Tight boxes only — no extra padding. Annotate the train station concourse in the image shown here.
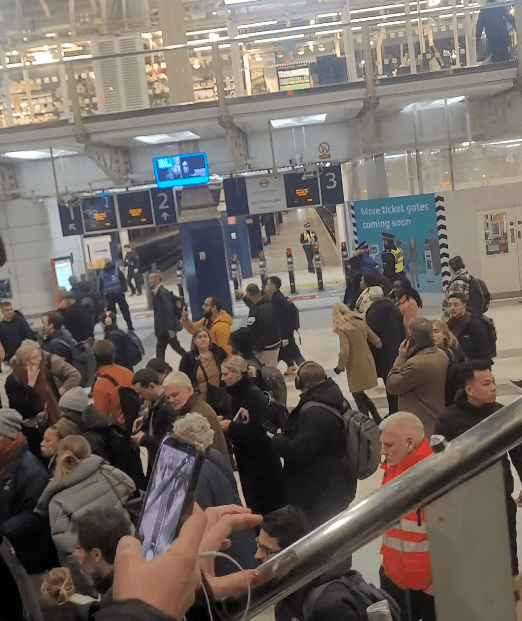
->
[2,0,522,619]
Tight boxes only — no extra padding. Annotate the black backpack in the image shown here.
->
[167,289,184,320]
[285,297,300,331]
[262,392,289,433]
[99,373,142,434]
[52,339,96,388]
[124,330,145,367]
[303,571,401,621]
[455,275,490,315]
[478,315,497,358]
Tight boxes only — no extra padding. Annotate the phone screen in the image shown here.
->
[138,437,199,560]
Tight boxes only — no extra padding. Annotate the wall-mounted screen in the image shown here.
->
[283,171,321,208]
[117,191,154,228]
[153,152,210,189]
[82,195,118,232]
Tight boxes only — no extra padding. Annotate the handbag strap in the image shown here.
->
[198,358,210,384]
[99,467,125,509]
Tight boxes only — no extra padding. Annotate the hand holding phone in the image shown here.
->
[137,435,204,560]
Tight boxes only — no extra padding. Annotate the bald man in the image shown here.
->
[379,412,435,621]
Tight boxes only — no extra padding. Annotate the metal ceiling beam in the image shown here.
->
[84,143,131,186]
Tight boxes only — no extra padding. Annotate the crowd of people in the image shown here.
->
[0,249,516,621]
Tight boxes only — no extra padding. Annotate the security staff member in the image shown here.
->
[381,233,405,281]
[300,223,319,273]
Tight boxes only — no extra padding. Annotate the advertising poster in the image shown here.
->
[353,193,443,296]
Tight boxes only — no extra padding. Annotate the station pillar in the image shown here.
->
[179,220,233,319]
[223,216,253,279]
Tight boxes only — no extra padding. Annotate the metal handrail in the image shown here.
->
[221,395,522,620]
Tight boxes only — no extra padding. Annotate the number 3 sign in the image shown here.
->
[319,164,344,205]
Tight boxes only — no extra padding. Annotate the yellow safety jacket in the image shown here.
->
[391,247,404,273]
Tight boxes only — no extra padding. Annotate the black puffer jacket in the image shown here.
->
[105,327,130,369]
[0,443,58,574]
[272,379,356,527]
[226,376,286,515]
[365,298,405,379]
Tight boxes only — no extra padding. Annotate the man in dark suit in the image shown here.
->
[149,272,186,362]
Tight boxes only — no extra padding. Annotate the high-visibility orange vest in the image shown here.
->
[381,438,433,591]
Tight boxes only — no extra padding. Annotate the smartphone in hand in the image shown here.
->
[137,435,205,560]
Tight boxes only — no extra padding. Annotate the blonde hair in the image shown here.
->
[432,319,458,349]
[173,413,214,450]
[12,339,41,366]
[222,355,248,375]
[40,567,75,605]
[54,435,91,484]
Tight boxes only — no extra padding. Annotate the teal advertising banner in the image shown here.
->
[353,193,443,294]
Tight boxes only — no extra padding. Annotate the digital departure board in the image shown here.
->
[82,195,118,232]
[283,171,322,208]
[117,191,154,228]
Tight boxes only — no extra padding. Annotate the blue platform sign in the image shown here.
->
[319,164,344,205]
[151,188,177,226]
[353,193,443,295]
[58,204,84,237]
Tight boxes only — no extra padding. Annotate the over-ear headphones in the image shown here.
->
[295,361,327,391]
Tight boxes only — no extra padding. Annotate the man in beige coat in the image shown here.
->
[386,317,448,438]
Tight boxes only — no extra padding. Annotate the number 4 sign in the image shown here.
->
[151,188,178,226]
[319,165,344,205]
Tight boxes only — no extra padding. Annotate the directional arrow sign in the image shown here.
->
[151,188,177,226]
[59,204,84,237]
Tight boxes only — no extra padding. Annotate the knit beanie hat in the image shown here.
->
[58,387,89,413]
[0,408,23,439]
[54,416,82,438]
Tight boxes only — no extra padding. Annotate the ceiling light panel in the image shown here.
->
[271,114,327,129]
[135,131,201,144]
[2,149,77,160]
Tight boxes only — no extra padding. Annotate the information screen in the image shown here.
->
[283,172,321,208]
[153,152,209,189]
[82,196,118,232]
[117,191,154,228]
[53,257,73,291]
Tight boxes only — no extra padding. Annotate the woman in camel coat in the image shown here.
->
[332,303,382,423]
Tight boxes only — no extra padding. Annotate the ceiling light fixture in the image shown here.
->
[208,32,220,41]
[134,131,201,144]
[2,149,77,160]
[401,96,465,112]
[270,114,327,129]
